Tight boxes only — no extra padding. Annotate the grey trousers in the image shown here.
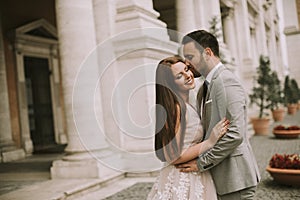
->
[217,186,257,200]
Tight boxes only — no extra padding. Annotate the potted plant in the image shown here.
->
[273,125,300,139]
[290,79,300,111]
[249,55,273,135]
[284,76,299,115]
[266,153,300,187]
[266,71,285,121]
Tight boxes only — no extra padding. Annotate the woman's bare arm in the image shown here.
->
[171,118,229,165]
[171,141,213,165]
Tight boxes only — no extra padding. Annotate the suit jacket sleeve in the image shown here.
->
[197,71,247,171]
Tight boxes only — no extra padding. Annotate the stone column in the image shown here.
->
[55,0,97,153]
[268,5,279,71]
[176,0,196,35]
[256,0,268,56]
[90,0,178,173]
[193,0,206,28]
[92,0,116,44]
[194,0,228,61]
[275,0,289,77]
[0,16,25,162]
[51,0,118,179]
[222,7,238,64]
[235,0,252,60]
[207,0,224,43]
[112,0,177,151]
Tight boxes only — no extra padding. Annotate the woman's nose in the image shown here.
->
[183,72,191,79]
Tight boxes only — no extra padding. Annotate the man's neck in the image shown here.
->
[203,57,220,78]
[205,61,222,83]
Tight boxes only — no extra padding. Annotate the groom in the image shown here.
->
[177,30,261,199]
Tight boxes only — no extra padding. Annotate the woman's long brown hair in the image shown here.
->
[155,55,192,162]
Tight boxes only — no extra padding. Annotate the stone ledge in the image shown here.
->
[1,148,25,163]
[0,173,124,200]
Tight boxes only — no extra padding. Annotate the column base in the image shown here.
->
[58,133,68,144]
[22,138,33,154]
[51,152,122,179]
[1,148,25,162]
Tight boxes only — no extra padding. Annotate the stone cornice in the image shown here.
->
[284,26,300,36]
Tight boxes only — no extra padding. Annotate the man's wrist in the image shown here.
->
[196,157,204,172]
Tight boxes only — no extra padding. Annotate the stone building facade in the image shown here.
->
[0,0,297,180]
[281,0,300,81]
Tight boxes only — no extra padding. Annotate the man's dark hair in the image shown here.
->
[182,30,220,57]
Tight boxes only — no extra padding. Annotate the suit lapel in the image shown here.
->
[210,65,226,86]
[202,65,227,139]
[196,66,226,114]
[196,84,204,116]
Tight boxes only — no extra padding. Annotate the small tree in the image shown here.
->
[290,79,300,103]
[284,76,299,105]
[266,71,283,111]
[284,76,290,106]
[249,55,273,118]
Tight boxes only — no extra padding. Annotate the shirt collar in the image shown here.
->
[205,62,222,84]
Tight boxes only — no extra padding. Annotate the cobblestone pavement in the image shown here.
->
[103,111,300,200]
[249,135,299,200]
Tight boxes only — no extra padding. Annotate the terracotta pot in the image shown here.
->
[266,166,300,187]
[271,109,285,122]
[298,102,300,110]
[287,104,298,115]
[251,118,270,135]
[273,129,300,139]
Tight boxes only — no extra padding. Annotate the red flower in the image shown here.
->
[269,154,300,169]
[273,125,300,131]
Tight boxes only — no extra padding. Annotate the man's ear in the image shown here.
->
[203,48,213,61]
[205,48,213,56]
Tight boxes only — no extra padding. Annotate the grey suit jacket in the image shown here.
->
[197,65,261,195]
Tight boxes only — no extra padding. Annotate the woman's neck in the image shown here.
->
[179,91,189,103]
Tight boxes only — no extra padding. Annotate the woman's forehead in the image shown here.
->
[171,62,186,74]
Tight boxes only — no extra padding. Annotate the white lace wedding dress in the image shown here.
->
[147,103,217,200]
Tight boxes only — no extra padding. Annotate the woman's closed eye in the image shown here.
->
[177,66,191,79]
[176,73,183,79]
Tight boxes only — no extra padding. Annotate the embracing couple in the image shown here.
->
[147,30,261,200]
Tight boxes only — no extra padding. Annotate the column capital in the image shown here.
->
[221,0,237,8]
[115,0,165,33]
[221,6,234,19]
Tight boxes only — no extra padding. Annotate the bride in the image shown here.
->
[147,56,229,200]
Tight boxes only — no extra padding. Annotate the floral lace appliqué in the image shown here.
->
[147,166,204,200]
[194,172,204,200]
[173,172,190,200]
